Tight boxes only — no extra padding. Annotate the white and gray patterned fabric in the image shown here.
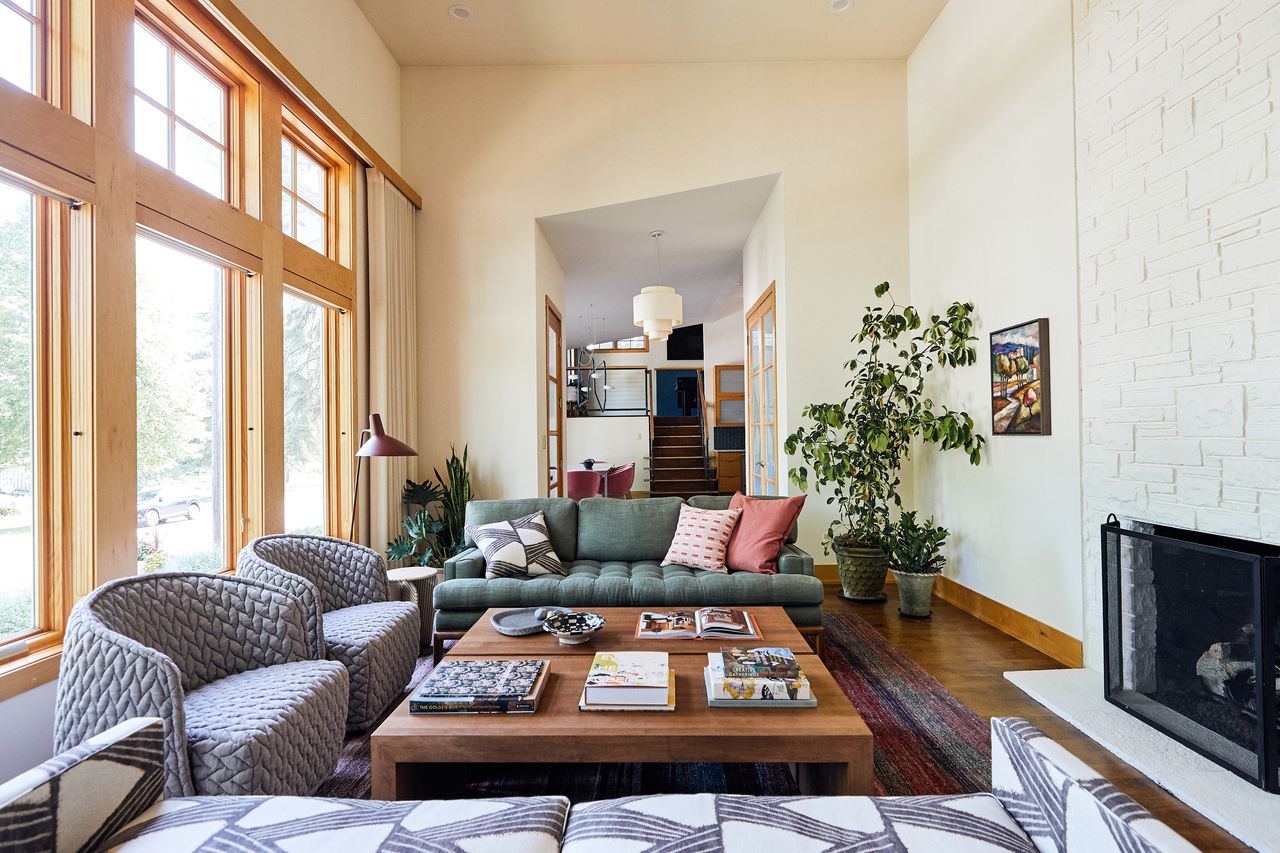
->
[562,792,1037,852]
[53,573,348,798]
[238,535,420,731]
[466,511,567,579]
[990,717,1199,853]
[0,717,165,853]
[104,794,571,852]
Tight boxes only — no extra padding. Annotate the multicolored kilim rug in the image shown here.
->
[316,610,991,800]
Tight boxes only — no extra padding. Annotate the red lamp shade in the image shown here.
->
[356,413,417,457]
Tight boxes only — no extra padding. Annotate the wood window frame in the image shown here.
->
[714,363,745,427]
[281,105,354,269]
[745,282,778,496]
[546,297,564,497]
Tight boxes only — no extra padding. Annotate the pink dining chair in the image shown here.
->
[566,469,604,502]
[602,462,636,499]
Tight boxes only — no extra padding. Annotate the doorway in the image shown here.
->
[746,282,777,495]
[546,297,564,496]
[654,368,701,417]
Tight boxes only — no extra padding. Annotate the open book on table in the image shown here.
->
[635,607,759,640]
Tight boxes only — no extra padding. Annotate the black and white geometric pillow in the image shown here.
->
[466,511,566,579]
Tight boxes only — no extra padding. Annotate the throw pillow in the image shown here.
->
[660,504,743,573]
[466,511,567,579]
[726,493,807,574]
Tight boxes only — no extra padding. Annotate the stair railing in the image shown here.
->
[696,369,713,491]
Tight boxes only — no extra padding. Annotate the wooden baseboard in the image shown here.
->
[817,564,1082,668]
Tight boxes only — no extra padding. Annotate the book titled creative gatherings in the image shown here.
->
[410,659,549,714]
[635,607,759,640]
[704,647,815,708]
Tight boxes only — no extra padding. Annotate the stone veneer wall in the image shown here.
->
[1075,0,1280,667]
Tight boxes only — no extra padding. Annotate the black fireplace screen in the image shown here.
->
[1102,518,1279,791]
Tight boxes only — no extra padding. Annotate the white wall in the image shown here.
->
[564,417,652,491]
[403,61,910,557]
[535,224,566,496]
[1074,0,1280,667]
[0,680,57,780]
[231,0,403,170]
[907,0,1082,639]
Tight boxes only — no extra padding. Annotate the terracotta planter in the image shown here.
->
[892,570,938,618]
[832,539,889,602]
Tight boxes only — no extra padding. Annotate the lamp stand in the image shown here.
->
[349,428,371,541]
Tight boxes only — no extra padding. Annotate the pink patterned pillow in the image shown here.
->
[660,504,743,573]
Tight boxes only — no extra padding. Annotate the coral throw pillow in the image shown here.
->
[661,504,743,573]
[465,511,566,580]
[726,493,807,574]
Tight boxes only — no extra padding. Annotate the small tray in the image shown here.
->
[490,606,571,637]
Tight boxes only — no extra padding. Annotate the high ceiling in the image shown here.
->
[538,175,779,348]
[354,0,948,66]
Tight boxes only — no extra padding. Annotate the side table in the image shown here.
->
[387,566,439,653]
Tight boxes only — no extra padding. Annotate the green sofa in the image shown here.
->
[431,495,823,660]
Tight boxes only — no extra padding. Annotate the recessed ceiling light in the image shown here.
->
[829,0,853,12]
[447,4,472,20]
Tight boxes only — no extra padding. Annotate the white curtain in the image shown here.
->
[366,169,419,554]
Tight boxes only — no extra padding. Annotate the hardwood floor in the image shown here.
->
[826,589,1248,852]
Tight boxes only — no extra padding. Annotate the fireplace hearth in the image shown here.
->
[1102,517,1278,792]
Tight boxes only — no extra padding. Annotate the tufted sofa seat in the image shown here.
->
[433,495,824,656]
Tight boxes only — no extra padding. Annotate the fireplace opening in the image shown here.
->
[1102,518,1278,792]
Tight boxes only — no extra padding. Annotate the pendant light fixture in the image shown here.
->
[633,230,682,343]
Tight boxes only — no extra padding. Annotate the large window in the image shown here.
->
[281,135,328,253]
[283,291,326,534]
[0,0,39,95]
[135,235,228,573]
[133,18,230,200]
[0,182,36,640]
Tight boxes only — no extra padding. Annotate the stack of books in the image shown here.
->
[579,651,676,711]
[409,658,549,714]
[704,647,816,708]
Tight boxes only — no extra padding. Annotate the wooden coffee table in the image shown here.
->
[371,606,873,800]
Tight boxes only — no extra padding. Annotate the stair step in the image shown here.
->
[653,445,705,458]
[652,468,710,482]
[653,416,701,426]
[651,455,704,468]
[654,435,702,446]
[654,426,701,436]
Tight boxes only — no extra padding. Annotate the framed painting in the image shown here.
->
[990,318,1051,435]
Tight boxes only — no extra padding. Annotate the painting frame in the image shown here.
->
[990,318,1051,436]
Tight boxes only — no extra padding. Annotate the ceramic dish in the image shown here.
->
[542,611,606,645]
[489,606,571,637]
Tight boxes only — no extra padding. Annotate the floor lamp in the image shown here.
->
[350,413,417,542]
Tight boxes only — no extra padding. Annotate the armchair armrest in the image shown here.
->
[776,543,814,576]
[54,618,193,797]
[237,559,325,659]
[0,717,165,852]
[444,547,486,580]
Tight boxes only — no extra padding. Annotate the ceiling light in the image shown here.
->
[829,0,853,12]
[634,230,683,342]
[447,4,472,20]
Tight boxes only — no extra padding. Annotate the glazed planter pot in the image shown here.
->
[892,570,938,618]
[832,539,889,602]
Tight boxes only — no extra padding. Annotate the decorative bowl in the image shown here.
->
[541,611,606,645]
[490,606,571,637]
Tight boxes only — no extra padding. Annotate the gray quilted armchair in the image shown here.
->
[238,534,419,731]
[54,572,348,797]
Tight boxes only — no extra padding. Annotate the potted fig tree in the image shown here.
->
[784,282,984,601]
[884,511,949,617]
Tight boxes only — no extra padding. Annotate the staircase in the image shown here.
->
[648,416,715,499]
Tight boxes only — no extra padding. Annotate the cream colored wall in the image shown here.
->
[907,0,1082,637]
[403,62,909,557]
[564,417,652,491]
[230,0,403,170]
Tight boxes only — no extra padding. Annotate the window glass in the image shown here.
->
[132,20,229,201]
[135,235,227,573]
[281,136,328,253]
[0,182,36,639]
[0,0,38,95]
[282,293,325,534]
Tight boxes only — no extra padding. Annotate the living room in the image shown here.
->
[0,1,1277,851]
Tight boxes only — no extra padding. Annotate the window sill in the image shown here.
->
[0,644,61,703]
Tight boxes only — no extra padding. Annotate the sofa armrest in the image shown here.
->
[990,717,1197,853]
[444,547,486,580]
[0,717,166,852]
[776,543,814,576]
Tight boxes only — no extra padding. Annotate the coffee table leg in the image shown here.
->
[796,760,875,796]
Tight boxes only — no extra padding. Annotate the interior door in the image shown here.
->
[746,283,778,495]
[545,298,565,496]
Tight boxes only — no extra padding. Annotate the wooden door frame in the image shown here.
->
[745,282,777,496]
[545,297,564,497]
